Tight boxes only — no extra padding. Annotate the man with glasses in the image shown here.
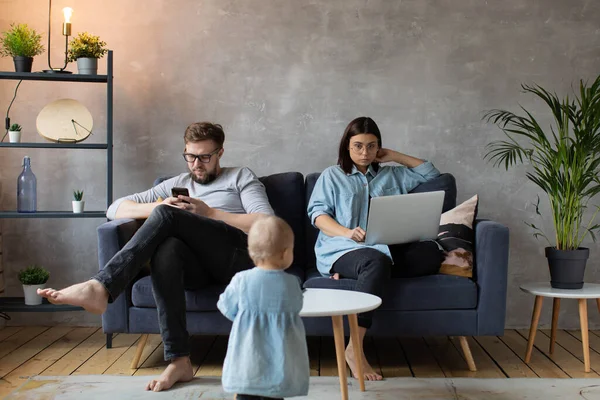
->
[38,122,274,392]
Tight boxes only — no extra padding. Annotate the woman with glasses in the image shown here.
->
[307,116,443,381]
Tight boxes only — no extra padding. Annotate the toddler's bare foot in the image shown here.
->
[330,273,340,280]
[37,280,108,314]
[146,357,194,392]
[345,343,382,381]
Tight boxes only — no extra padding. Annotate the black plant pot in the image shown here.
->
[13,56,33,73]
[546,247,589,289]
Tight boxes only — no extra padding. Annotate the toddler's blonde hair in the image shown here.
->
[248,216,294,266]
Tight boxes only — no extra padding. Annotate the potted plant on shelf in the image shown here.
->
[67,32,107,75]
[8,123,22,143]
[72,189,84,213]
[484,75,600,289]
[0,23,45,72]
[18,265,50,305]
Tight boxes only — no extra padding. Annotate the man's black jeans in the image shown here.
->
[94,205,253,360]
[332,240,443,329]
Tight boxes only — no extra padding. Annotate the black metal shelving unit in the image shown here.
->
[0,297,83,312]
[0,51,113,313]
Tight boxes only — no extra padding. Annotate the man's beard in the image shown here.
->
[191,169,218,184]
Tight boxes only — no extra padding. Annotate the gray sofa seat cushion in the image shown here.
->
[132,276,226,311]
[131,267,306,311]
[303,270,477,311]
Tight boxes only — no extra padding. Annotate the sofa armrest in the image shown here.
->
[97,218,142,334]
[474,219,509,335]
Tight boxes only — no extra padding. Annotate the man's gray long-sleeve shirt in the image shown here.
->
[106,167,274,220]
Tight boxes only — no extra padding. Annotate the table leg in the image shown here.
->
[348,313,365,391]
[579,299,591,373]
[130,333,149,369]
[525,295,543,363]
[550,298,560,354]
[332,315,348,400]
[596,298,600,315]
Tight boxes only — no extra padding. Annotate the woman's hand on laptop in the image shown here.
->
[345,227,366,242]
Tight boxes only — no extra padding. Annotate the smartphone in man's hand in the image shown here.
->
[171,187,190,203]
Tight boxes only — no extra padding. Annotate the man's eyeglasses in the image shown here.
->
[182,148,221,163]
[350,142,379,154]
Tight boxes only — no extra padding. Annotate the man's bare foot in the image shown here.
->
[146,357,194,392]
[345,343,383,381]
[37,280,109,315]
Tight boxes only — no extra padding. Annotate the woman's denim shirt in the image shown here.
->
[307,162,440,276]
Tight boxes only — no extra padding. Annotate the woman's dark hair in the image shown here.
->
[337,117,382,174]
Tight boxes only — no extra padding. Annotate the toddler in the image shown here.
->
[218,216,309,400]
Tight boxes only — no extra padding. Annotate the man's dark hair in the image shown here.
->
[337,117,382,174]
[184,122,225,147]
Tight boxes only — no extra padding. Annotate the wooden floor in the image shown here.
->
[1,327,600,397]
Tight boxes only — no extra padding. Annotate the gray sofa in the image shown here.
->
[97,171,509,369]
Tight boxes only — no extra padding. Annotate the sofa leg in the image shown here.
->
[459,336,477,372]
[106,333,113,349]
[130,334,149,369]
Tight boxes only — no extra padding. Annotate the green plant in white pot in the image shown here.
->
[18,265,50,305]
[8,123,22,143]
[0,23,44,72]
[484,75,600,289]
[67,32,107,75]
[72,189,84,213]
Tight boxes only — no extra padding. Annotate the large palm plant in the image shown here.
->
[484,75,600,251]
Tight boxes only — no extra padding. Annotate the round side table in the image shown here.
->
[520,282,600,372]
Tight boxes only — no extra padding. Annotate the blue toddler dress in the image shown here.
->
[217,267,309,398]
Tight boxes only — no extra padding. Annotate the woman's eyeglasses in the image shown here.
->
[350,143,378,154]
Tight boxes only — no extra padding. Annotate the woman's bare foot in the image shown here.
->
[345,342,383,381]
[37,280,109,314]
[146,357,194,392]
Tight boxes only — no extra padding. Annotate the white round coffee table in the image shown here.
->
[300,288,382,400]
[521,283,600,372]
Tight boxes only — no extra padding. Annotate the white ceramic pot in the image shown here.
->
[8,131,21,143]
[23,283,45,305]
[77,57,98,75]
[72,200,85,213]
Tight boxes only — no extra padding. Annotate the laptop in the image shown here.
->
[364,191,445,246]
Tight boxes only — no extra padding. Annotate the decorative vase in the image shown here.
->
[23,283,45,305]
[13,56,33,73]
[72,200,85,213]
[8,130,21,143]
[76,58,98,75]
[546,247,589,289]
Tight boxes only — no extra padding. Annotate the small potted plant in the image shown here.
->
[67,32,107,75]
[8,123,22,143]
[18,265,50,305]
[0,23,45,72]
[72,189,84,213]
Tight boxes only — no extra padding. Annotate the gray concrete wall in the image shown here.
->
[0,0,599,328]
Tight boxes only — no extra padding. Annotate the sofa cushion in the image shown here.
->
[438,194,479,278]
[409,173,457,213]
[131,266,306,311]
[259,172,305,280]
[303,272,477,311]
[131,276,226,311]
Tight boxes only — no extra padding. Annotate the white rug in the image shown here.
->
[6,375,600,399]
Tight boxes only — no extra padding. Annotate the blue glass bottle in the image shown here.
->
[17,156,37,213]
